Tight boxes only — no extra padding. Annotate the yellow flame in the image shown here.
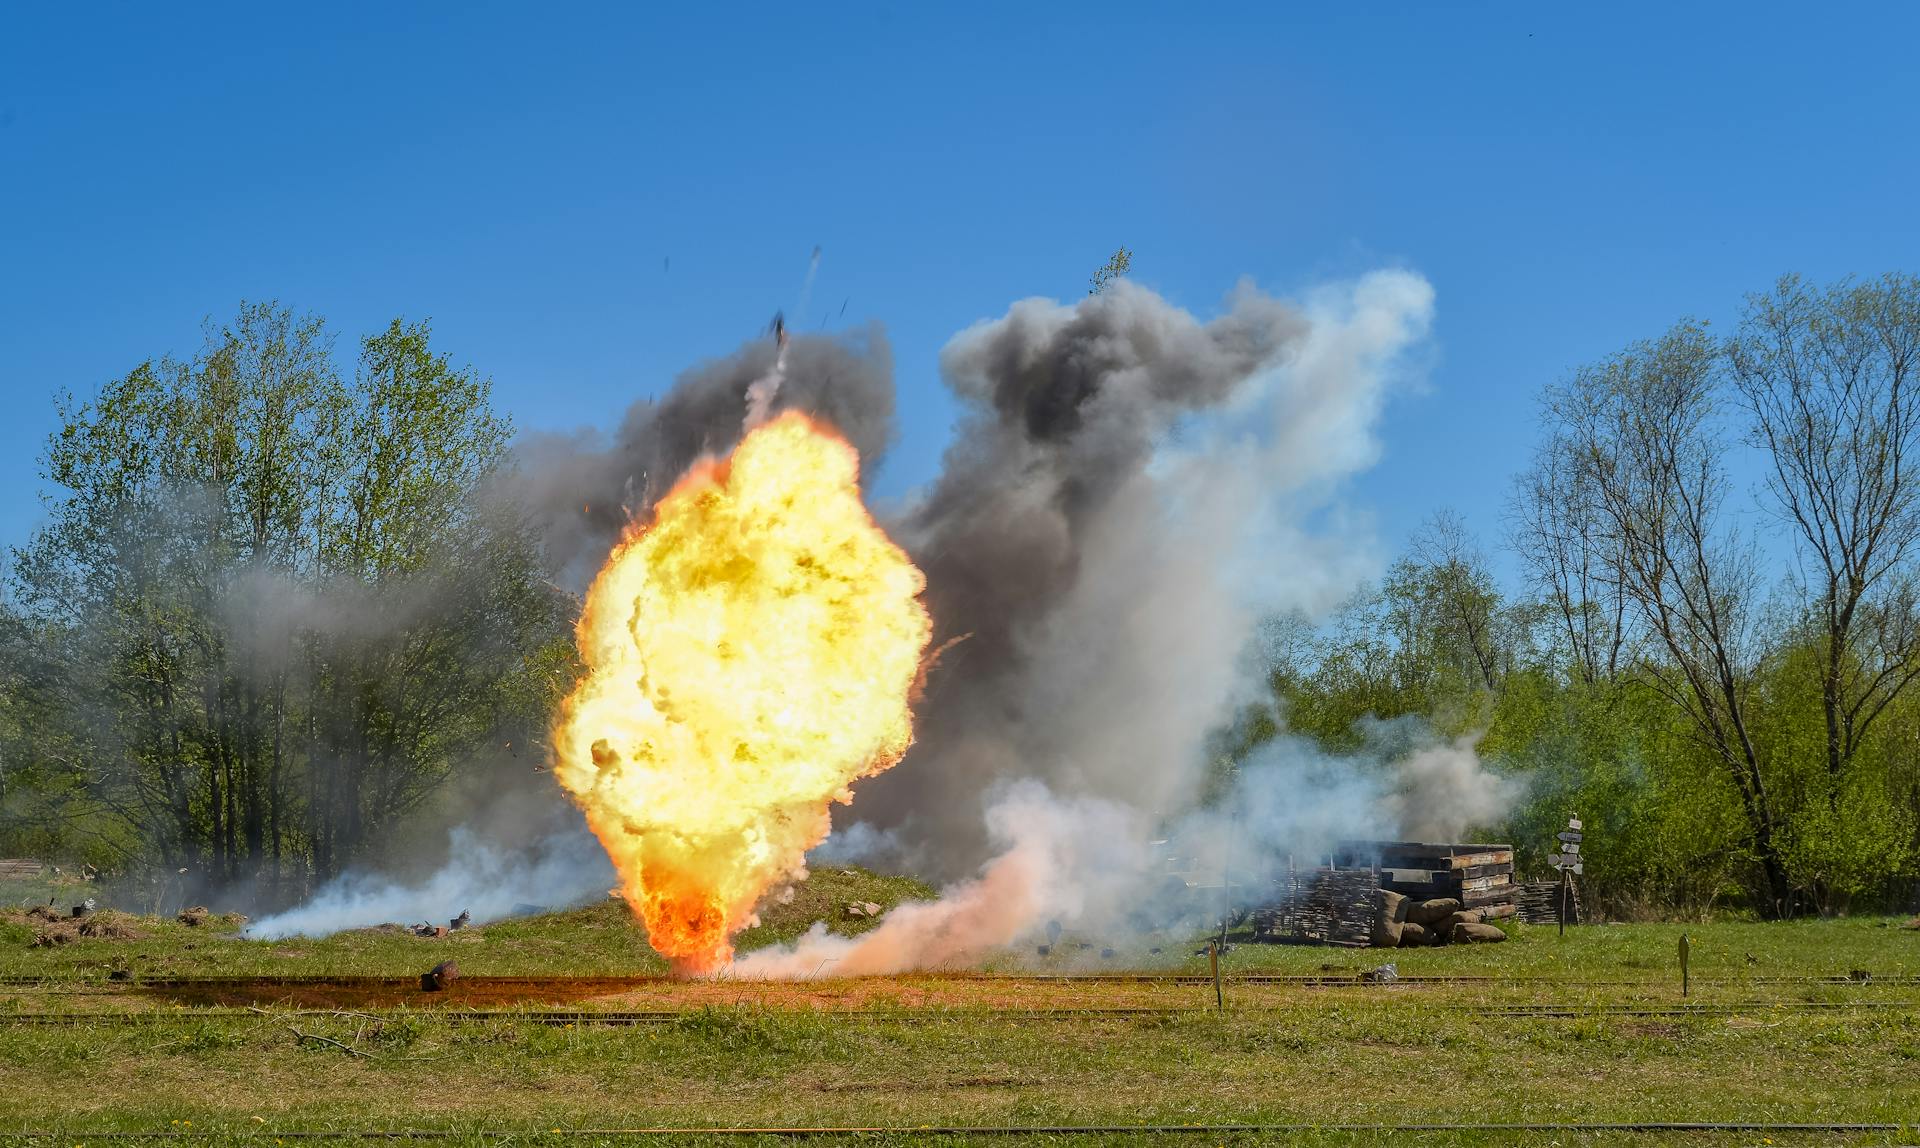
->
[552,411,931,973]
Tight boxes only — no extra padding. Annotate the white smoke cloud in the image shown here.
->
[736,722,1517,978]
[244,826,614,939]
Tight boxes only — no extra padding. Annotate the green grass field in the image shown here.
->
[1,868,1917,1146]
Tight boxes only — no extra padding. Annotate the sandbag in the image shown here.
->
[1407,898,1461,927]
[1451,922,1508,944]
[1397,921,1429,947]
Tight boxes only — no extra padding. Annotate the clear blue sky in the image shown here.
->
[4,4,1916,585]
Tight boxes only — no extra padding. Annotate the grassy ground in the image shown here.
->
[0,869,1916,1145]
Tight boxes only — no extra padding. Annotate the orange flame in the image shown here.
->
[551,411,931,973]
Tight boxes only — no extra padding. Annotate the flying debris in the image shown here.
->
[771,311,789,351]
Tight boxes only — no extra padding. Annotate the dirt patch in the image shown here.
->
[139,976,644,1009]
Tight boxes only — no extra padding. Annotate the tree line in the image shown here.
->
[0,304,572,906]
[4,276,1918,918]
[1244,273,1920,918]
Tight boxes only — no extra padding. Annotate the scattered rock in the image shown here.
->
[1398,921,1429,947]
[843,902,869,919]
[1407,898,1462,927]
[1451,922,1508,944]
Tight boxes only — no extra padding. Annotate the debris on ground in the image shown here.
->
[178,906,211,926]
[1362,962,1399,983]
[420,960,459,992]
[450,910,471,931]
[24,909,148,947]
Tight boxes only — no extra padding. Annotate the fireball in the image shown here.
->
[552,411,931,973]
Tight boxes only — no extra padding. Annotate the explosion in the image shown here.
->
[551,410,931,973]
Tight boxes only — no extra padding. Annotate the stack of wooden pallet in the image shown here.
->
[1336,841,1518,921]
[1516,879,1581,925]
[1250,867,1380,947]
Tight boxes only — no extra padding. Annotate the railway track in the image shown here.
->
[3,970,1915,989]
[0,997,1910,1026]
[0,1122,1912,1139]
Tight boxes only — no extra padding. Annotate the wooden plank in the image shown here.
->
[1462,885,1516,908]
[1460,861,1514,880]
[1375,847,1513,870]
[1379,880,1457,900]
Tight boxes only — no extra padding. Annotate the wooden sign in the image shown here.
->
[1557,830,1584,844]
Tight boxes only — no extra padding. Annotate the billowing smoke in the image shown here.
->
[856,272,1437,875]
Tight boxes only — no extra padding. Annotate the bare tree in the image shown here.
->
[1728,274,1920,804]
[1509,433,1634,685]
[1549,322,1791,913]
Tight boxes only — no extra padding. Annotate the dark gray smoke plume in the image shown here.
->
[850,274,1437,875]
[503,325,895,584]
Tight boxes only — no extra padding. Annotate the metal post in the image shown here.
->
[1558,867,1569,938]
[1679,932,1690,997]
[1209,941,1224,1012]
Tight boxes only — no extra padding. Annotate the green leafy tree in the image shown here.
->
[3,304,570,899]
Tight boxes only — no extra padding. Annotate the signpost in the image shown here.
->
[1551,816,1583,936]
